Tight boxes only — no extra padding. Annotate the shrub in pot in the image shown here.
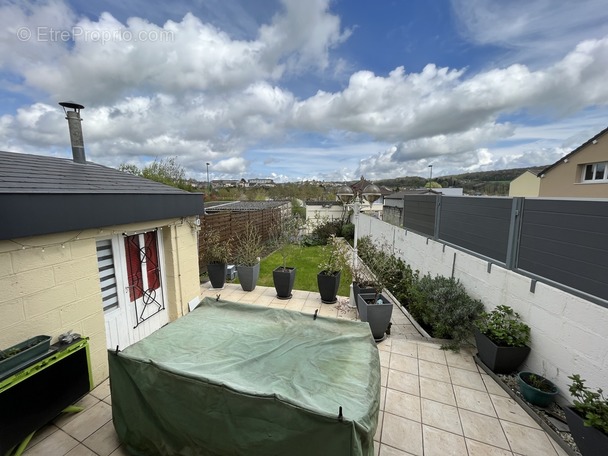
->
[234,223,264,292]
[473,305,530,373]
[200,229,232,289]
[563,374,608,456]
[317,235,349,304]
[517,372,558,407]
[270,213,302,299]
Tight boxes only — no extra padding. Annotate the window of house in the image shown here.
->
[582,162,608,182]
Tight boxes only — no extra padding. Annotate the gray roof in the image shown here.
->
[205,200,288,212]
[0,150,188,194]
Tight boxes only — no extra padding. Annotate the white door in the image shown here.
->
[97,230,168,350]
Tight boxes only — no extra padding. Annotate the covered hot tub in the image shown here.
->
[108,297,381,455]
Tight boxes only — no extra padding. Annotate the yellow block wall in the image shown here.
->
[0,217,201,386]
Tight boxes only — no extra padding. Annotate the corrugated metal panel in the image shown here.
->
[518,199,608,301]
[403,195,437,236]
[438,197,512,262]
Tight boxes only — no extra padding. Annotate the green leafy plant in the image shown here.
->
[525,373,556,393]
[475,305,530,347]
[568,374,608,434]
[200,229,232,264]
[318,235,349,276]
[234,223,263,267]
[409,274,484,350]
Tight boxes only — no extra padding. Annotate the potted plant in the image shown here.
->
[200,229,232,289]
[563,374,608,456]
[517,371,558,407]
[473,305,531,374]
[0,335,52,375]
[355,238,396,342]
[234,223,264,292]
[317,235,349,304]
[270,213,302,299]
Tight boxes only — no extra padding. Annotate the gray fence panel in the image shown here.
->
[438,197,512,262]
[403,195,437,236]
[517,199,608,301]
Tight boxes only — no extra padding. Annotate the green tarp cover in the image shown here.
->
[108,297,381,456]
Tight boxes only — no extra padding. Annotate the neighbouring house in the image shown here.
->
[0,150,204,387]
[304,201,346,232]
[538,126,608,197]
[508,167,545,197]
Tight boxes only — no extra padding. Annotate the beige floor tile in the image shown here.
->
[90,378,111,401]
[390,340,418,358]
[384,388,421,422]
[381,413,423,456]
[103,394,112,405]
[379,349,391,368]
[459,409,510,450]
[422,425,467,456]
[490,395,540,428]
[65,444,98,456]
[379,444,413,455]
[53,395,101,428]
[421,398,462,435]
[445,350,478,372]
[60,400,112,442]
[449,366,487,391]
[481,374,510,397]
[22,429,78,456]
[375,411,384,442]
[283,298,306,311]
[377,337,392,352]
[465,439,515,456]
[268,300,287,309]
[418,359,450,383]
[501,421,558,456]
[419,377,455,406]
[549,437,571,456]
[380,386,387,411]
[389,353,419,375]
[416,344,447,365]
[387,369,420,396]
[381,366,389,387]
[83,421,121,456]
[109,446,131,456]
[453,385,496,416]
[26,423,60,449]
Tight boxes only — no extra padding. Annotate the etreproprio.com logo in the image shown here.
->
[16,26,175,44]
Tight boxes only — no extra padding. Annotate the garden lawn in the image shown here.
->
[255,244,352,297]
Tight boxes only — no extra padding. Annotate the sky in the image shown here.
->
[2,0,608,183]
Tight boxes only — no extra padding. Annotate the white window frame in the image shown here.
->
[581,162,608,183]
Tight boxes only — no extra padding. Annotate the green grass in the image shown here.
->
[254,244,352,296]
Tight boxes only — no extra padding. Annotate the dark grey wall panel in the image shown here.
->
[403,195,437,235]
[518,199,608,301]
[438,197,512,262]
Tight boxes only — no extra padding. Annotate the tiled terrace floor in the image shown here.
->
[22,284,568,456]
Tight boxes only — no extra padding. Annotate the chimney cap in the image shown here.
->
[59,101,84,111]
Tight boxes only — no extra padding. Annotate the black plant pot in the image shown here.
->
[563,405,608,456]
[517,372,558,407]
[317,271,341,304]
[473,328,530,374]
[357,292,393,342]
[207,263,227,289]
[353,282,376,315]
[237,263,260,292]
[273,267,296,299]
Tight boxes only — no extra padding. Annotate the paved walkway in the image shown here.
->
[22,284,568,456]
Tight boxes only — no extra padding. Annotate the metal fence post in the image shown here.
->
[433,194,442,240]
[505,197,524,270]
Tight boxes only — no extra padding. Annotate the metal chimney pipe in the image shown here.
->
[59,101,86,164]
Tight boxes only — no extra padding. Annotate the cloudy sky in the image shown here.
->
[2,0,608,182]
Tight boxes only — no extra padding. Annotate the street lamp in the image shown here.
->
[206,162,210,192]
[428,164,433,187]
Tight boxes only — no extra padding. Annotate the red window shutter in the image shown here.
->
[145,232,160,291]
[124,235,143,301]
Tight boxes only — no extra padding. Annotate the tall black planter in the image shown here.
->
[563,406,608,456]
[237,263,260,292]
[207,263,227,289]
[474,328,530,374]
[357,292,393,342]
[317,271,341,304]
[273,267,296,299]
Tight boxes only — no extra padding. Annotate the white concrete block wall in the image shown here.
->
[356,213,608,399]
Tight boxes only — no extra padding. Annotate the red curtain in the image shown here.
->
[145,232,160,291]
[124,235,143,301]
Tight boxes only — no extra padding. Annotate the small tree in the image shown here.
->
[234,223,263,267]
[318,235,349,276]
[270,213,303,270]
[200,229,232,265]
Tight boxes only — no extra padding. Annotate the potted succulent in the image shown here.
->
[473,305,531,374]
[517,371,558,407]
[200,229,232,289]
[563,374,608,456]
[317,235,349,304]
[270,213,302,299]
[234,223,264,292]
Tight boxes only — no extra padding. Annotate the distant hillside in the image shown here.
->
[376,166,547,196]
